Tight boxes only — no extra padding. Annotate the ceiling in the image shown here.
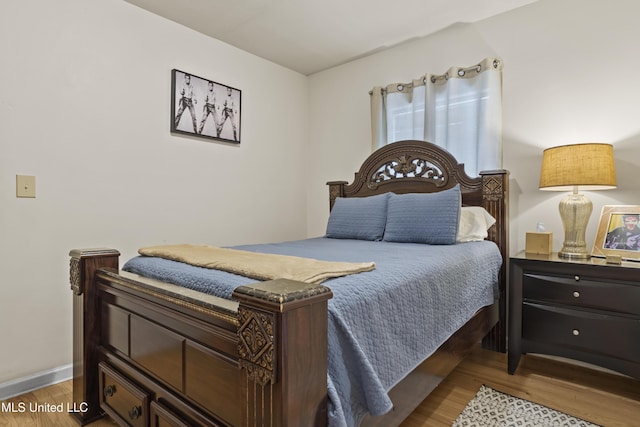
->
[124,0,537,75]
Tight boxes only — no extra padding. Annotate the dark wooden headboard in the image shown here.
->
[327,140,509,351]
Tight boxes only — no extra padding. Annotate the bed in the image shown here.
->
[69,140,509,427]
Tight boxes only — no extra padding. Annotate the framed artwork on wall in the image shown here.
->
[171,69,241,144]
[592,205,640,260]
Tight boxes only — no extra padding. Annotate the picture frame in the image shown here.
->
[592,205,640,261]
[171,69,241,144]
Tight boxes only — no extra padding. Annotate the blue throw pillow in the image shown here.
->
[383,185,461,244]
[326,193,391,241]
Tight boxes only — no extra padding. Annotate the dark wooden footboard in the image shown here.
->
[70,249,332,426]
[69,248,499,427]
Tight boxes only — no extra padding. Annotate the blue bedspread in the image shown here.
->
[123,237,502,427]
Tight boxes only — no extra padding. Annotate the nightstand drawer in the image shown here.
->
[522,303,640,362]
[523,273,640,315]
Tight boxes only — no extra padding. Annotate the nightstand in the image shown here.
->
[508,252,640,379]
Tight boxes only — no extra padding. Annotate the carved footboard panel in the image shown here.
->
[70,249,332,426]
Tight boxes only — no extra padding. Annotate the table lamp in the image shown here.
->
[539,143,616,259]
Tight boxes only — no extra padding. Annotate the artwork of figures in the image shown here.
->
[171,69,241,144]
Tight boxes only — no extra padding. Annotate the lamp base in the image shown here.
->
[558,249,590,260]
[558,192,592,259]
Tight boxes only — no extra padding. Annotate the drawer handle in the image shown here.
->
[103,385,116,398]
[573,291,580,298]
[574,275,580,281]
[572,329,580,336]
[128,405,142,420]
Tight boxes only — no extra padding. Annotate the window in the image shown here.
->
[370,58,502,177]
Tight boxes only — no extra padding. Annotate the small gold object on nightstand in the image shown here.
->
[525,232,553,254]
[605,254,623,265]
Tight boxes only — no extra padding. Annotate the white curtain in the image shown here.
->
[370,58,503,176]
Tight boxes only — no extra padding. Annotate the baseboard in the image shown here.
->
[0,364,72,401]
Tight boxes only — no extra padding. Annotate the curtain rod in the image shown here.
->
[369,58,501,95]
[429,59,500,83]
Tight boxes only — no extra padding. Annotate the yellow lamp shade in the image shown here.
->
[539,143,616,191]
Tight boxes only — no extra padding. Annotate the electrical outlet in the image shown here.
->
[16,175,36,198]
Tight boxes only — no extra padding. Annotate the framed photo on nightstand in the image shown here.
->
[592,205,640,260]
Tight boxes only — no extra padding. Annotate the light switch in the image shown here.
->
[16,175,36,198]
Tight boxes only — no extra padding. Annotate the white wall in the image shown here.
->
[0,0,308,383]
[307,0,640,256]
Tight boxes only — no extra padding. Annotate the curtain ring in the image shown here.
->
[430,76,436,83]
[493,59,499,68]
[397,84,404,91]
[458,69,465,77]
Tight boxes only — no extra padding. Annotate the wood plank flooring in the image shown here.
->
[400,347,640,427]
[1,346,638,426]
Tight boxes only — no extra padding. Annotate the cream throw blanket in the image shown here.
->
[138,244,375,285]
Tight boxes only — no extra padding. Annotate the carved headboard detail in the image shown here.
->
[327,140,494,206]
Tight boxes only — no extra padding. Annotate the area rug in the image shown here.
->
[452,385,601,427]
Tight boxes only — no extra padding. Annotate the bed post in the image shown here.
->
[69,248,120,425]
[327,180,347,211]
[232,279,333,426]
[480,170,509,352]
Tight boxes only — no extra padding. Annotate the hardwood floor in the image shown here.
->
[400,347,640,427]
[1,346,638,426]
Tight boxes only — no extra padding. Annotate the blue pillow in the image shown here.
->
[383,185,461,244]
[326,193,391,241]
